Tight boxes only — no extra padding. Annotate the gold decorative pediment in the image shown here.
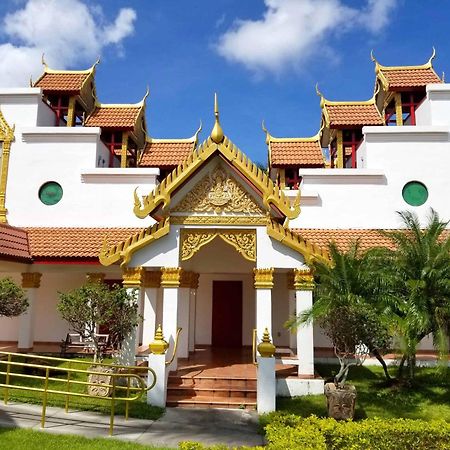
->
[172,165,264,215]
[180,229,256,262]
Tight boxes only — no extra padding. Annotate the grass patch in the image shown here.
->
[0,355,163,420]
[275,364,450,422]
[0,427,173,450]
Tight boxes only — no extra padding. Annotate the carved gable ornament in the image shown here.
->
[172,164,264,216]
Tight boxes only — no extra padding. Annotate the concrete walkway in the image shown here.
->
[0,402,264,448]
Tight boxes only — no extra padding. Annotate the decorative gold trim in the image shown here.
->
[257,328,276,357]
[266,219,331,265]
[172,164,265,215]
[99,218,171,267]
[180,229,256,262]
[120,131,129,168]
[395,93,403,126]
[287,268,315,290]
[133,127,301,221]
[171,215,268,225]
[143,270,161,288]
[161,267,183,288]
[66,96,76,127]
[336,130,343,168]
[253,268,274,289]
[122,267,144,287]
[149,324,169,354]
[86,273,105,284]
[21,273,42,289]
[0,109,14,224]
[190,273,200,289]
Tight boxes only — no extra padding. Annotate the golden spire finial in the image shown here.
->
[211,92,224,144]
[149,324,169,354]
[257,327,276,358]
[262,120,271,144]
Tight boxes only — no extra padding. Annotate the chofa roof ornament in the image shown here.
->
[210,93,224,144]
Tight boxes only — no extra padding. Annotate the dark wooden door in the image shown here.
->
[212,281,243,348]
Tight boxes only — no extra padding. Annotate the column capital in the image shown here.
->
[190,272,200,289]
[86,273,105,284]
[143,270,161,288]
[21,272,42,288]
[253,268,274,289]
[161,267,183,288]
[122,267,144,288]
[288,268,315,291]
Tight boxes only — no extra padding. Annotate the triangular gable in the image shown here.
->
[133,135,300,223]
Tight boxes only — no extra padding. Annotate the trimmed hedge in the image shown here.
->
[265,414,450,450]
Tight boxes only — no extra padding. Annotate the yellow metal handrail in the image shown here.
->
[0,351,157,435]
[252,328,258,366]
[165,327,182,366]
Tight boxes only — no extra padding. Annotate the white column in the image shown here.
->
[177,287,190,359]
[293,269,315,376]
[142,271,161,348]
[119,267,144,366]
[188,273,199,353]
[257,356,276,413]
[18,273,42,350]
[288,289,296,351]
[161,267,182,371]
[148,352,167,407]
[253,268,274,341]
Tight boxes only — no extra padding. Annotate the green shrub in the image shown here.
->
[264,415,450,450]
[178,443,263,450]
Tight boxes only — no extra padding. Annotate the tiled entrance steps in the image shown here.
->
[167,374,257,409]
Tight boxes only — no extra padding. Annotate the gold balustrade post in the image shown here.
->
[41,367,50,428]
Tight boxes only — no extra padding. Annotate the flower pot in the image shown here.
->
[324,382,357,420]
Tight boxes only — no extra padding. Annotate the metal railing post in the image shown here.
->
[65,361,71,413]
[41,367,50,428]
[125,375,131,420]
[109,376,116,436]
[3,353,11,404]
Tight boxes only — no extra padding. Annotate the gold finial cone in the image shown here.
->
[149,324,169,355]
[257,327,276,358]
[211,93,224,144]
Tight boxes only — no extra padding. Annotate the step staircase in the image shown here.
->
[166,373,257,409]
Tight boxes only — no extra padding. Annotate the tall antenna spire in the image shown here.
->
[210,92,224,144]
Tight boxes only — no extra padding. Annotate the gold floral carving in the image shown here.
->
[180,229,256,262]
[291,268,315,291]
[253,268,274,289]
[172,165,264,215]
[122,267,144,287]
[161,267,183,287]
[21,273,42,289]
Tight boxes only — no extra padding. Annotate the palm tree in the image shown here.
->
[288,242,393,381]
[377,209,450,382]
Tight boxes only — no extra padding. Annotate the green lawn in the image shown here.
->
[0,428,172,450]
[276,364,450,421]
[0,355,163,420]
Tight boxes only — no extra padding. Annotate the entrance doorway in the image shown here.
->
[211,280,243,348]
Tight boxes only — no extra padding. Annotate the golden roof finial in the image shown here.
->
[211,92,224,144]
[193,120,202,145]
[428,46,436,65]
[315,83,325,108]
[41,53,48,70]
[262,120,271,144]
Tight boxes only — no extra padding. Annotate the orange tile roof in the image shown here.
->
[0,224,31,261]
[293,229,395,252]
[380,67,441,90]
[26,228,140,259]
[139,140,196,168]
[34,72,90,93]
[269,139,325,167]
[325,103,384,127]
[85,106,142,129]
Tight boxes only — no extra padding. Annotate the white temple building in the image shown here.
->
[0,51,448,411]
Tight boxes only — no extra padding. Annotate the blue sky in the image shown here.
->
[0,0,448,164]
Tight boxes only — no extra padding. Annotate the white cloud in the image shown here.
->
[216,0,397,75]
[0,0,137,87]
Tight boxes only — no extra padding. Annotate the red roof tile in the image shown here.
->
[0,224,31,262]
[85,106,142,129]
[139,140,196,168]
[269,139,324,167]
[26,228,140,259]
[380,67,441,90]
[34,72,90,93]
[325,103,384,127]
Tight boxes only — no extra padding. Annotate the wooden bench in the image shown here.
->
[60,333,109,356]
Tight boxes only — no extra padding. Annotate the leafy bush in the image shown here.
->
[0,277,28,317]
[264,414,450,450]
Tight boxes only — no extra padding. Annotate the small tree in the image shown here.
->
[319,305,391,387]
[58,282,140,362]
[0,277,28,317]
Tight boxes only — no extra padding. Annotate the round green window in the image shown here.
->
[39,182,63,205]
[402,181,428,206]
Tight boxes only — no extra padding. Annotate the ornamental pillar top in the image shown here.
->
[86,272,105,284]
[160,267,183,288]
[253,268,274,289]
[21,272,42,289]
[122,266,144,288]
[287,268,315,291]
